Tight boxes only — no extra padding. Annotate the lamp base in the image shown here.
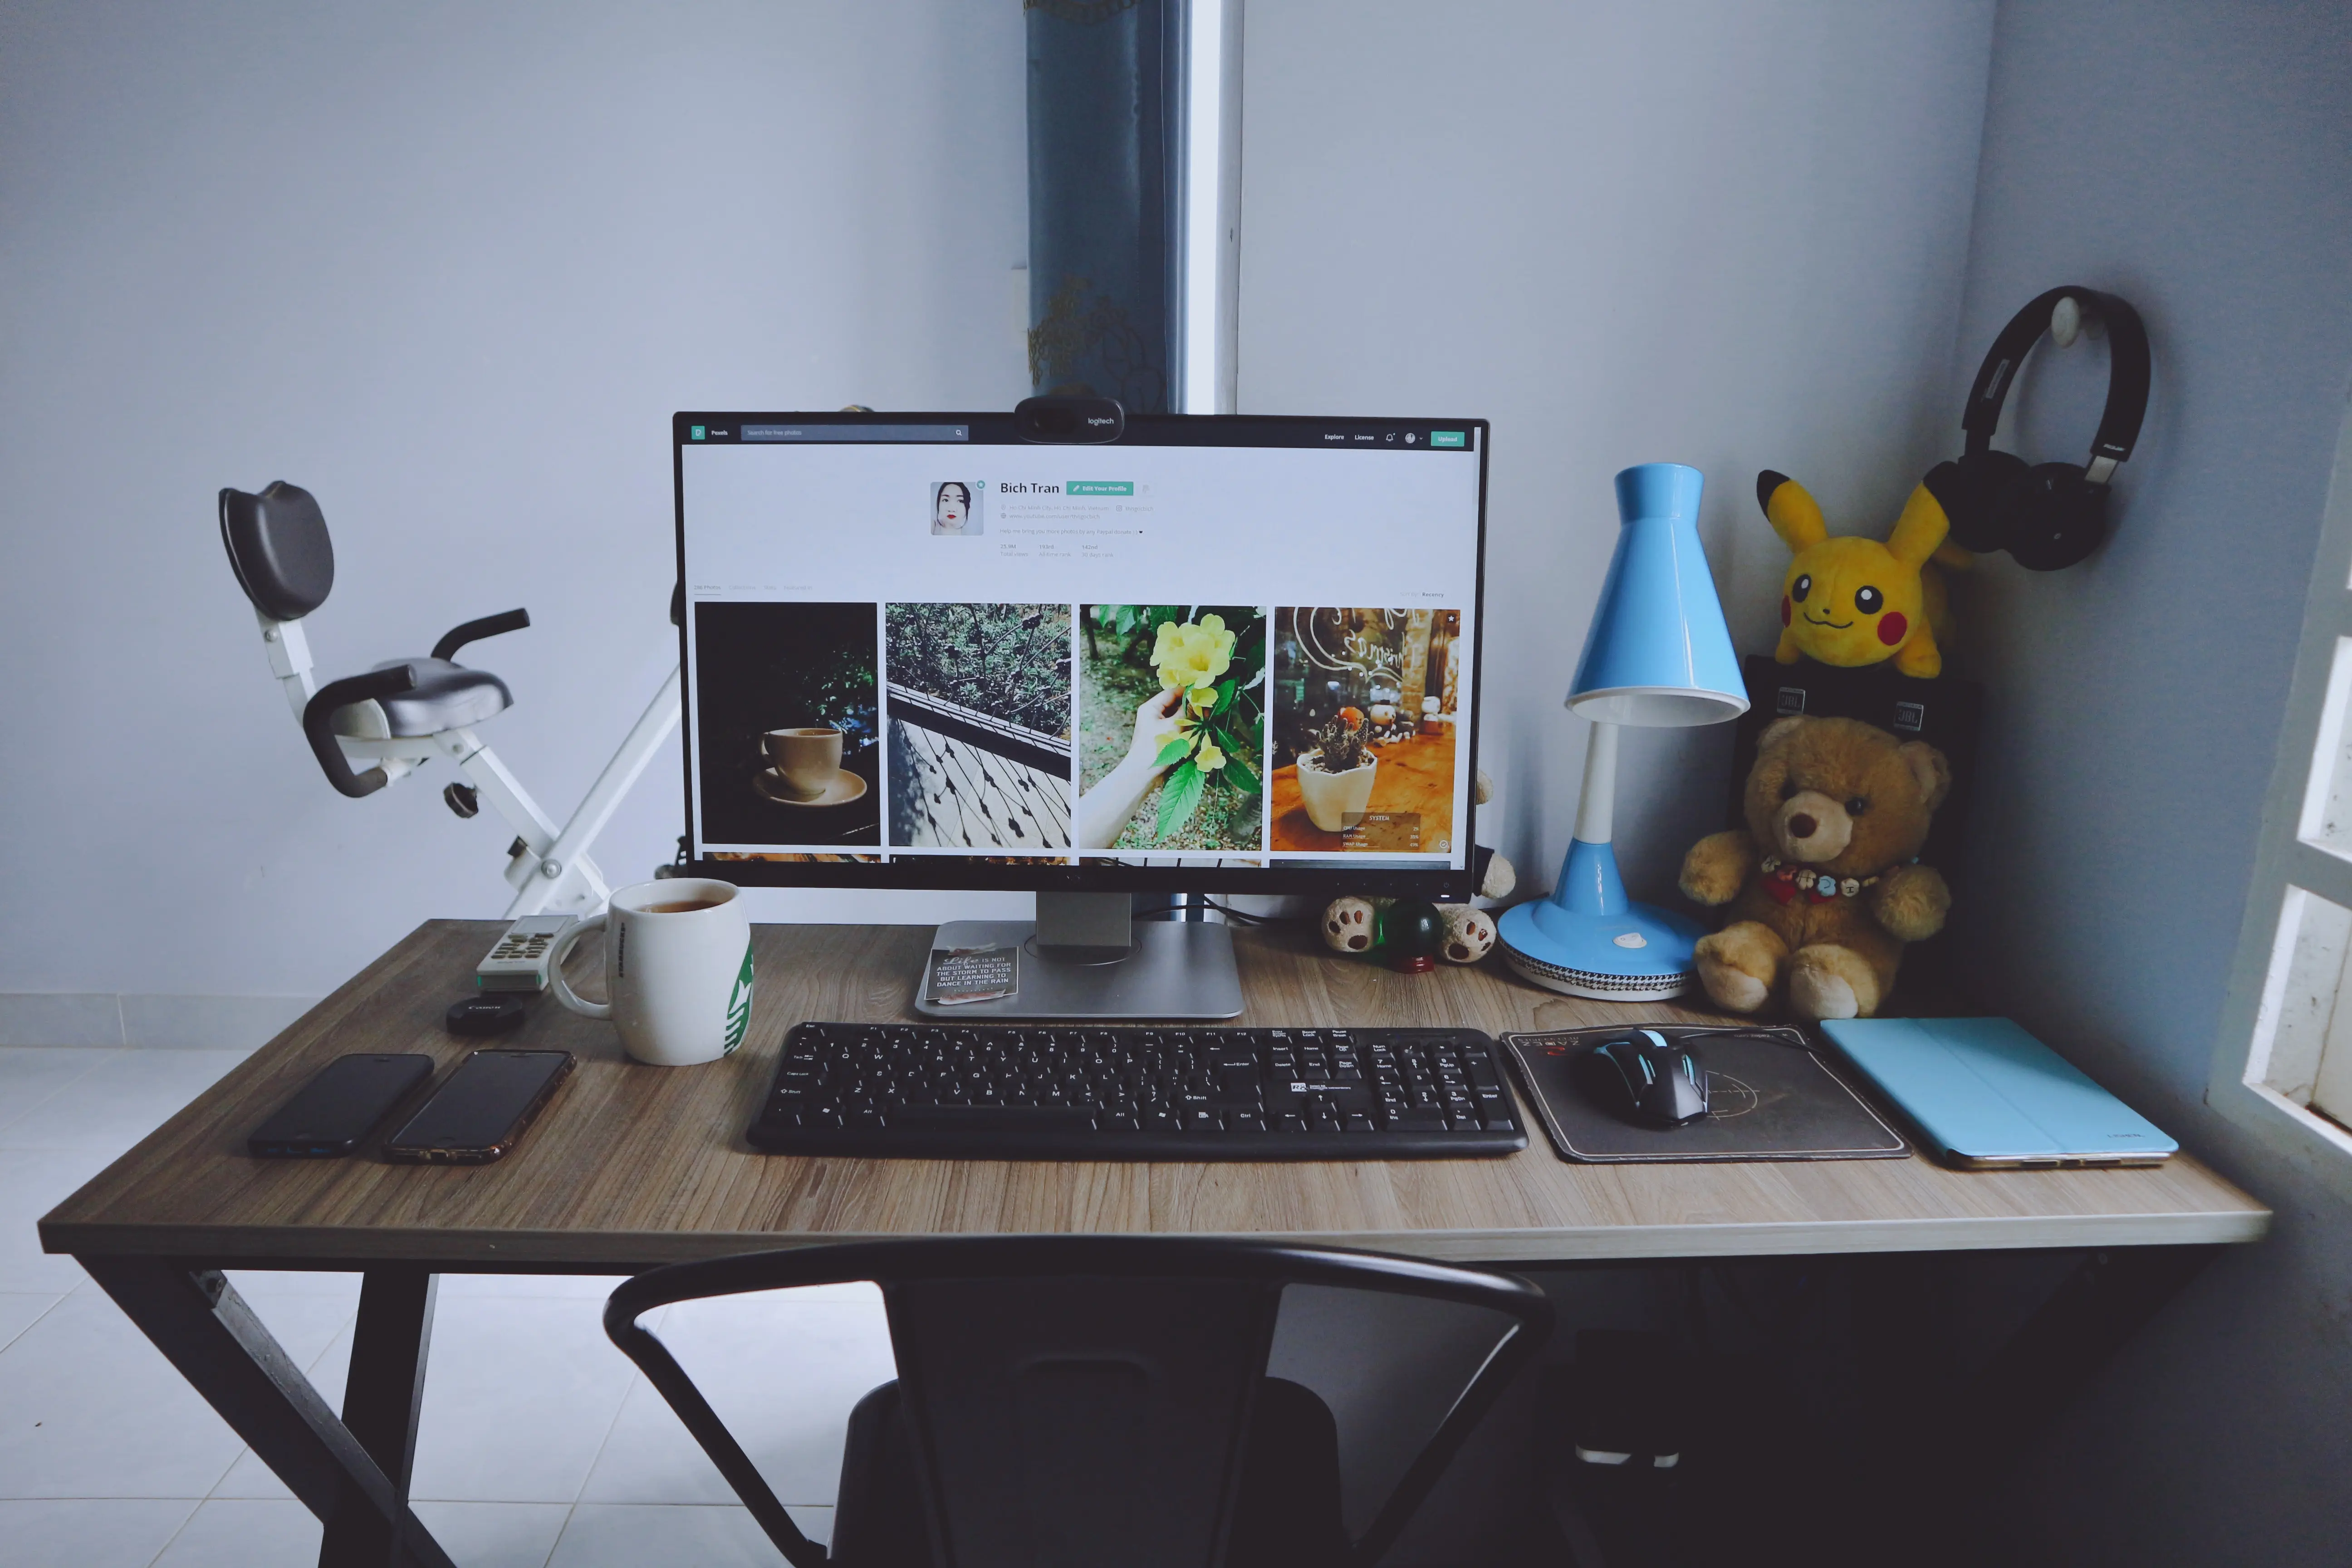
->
[1496,897,1704,1002]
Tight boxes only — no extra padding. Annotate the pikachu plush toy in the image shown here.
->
[1758,470,1968,678]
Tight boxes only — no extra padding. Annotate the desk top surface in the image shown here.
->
[43,920,2269,1269]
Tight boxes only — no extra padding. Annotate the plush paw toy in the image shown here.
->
[1322,897,1379,954]
[1759,470,1967,678]
[1679,715,1951,1020]
[1318,897,1497,966]
[1439,905,1496,964]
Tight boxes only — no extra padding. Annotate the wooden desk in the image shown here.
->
[39,920,2269,1566]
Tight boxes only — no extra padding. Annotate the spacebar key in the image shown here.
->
[888,1105,1095,1131]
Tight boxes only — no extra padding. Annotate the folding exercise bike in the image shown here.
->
[220,480,679,918]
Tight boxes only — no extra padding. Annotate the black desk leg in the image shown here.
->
[320,1267,440,1568]
[78,1258,456,1568]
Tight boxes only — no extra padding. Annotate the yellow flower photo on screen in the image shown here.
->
[1081,605,1265,853]
[1154,614,1235,692]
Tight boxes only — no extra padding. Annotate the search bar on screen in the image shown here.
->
[739,424,969,442]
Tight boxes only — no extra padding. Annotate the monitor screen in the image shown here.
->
[675,411,1487,897]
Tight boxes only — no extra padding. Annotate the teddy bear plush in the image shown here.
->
[1679,714,1951,1020]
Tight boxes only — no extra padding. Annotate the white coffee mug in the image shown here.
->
[549,879,753,1066]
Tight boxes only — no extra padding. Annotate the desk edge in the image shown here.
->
[44,1206,2272,1269]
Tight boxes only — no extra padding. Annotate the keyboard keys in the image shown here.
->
[749,1024,1522,1160]
[891,1104,1093,1130]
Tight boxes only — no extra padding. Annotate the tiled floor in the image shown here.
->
[0,1046,882,1567]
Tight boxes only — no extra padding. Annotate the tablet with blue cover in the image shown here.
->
[1817,1017,2176,1168]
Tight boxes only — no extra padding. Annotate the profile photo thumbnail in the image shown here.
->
[930,480,983,536]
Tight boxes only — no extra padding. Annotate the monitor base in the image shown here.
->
[914,918,1245,1020]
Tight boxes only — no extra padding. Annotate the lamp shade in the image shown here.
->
[1567,463,1748,727]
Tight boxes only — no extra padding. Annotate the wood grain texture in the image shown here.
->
[42,921,2269,1269]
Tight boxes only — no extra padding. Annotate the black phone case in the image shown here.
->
[382,1050,574,1165]
[248,1053,437,1158]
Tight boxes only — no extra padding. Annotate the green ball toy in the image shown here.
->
[1380,900,1444,973]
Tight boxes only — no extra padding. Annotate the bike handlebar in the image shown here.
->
[302,665,417,798]
[431,608,530,664]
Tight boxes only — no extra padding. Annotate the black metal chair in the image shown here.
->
[604,1236,1553,1568]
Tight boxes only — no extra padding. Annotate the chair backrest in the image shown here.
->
[606,1236,1552,1568]
[220,481,334,620]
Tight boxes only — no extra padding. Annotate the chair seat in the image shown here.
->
[330,658,512,738]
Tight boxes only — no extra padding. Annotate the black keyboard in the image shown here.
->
[748,1023,1527,1160]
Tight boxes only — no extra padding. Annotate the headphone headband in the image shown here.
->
[1961,286,2151,475]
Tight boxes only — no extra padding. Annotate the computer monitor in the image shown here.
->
[674,405,1489,1016]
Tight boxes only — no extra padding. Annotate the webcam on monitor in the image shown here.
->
[1014,395,1125,443]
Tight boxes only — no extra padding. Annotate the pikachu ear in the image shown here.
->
[1887,482,1952,567]
[1756,470,1827,554]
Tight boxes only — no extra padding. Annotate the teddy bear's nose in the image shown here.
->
[1788,813,1818,839]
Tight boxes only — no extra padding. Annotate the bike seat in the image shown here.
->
[329,659,512,738]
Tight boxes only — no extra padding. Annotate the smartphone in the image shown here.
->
[382,1049,574,1164]
[249,1054,436,1158]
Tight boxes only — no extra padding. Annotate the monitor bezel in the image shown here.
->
[673,409,1489,900]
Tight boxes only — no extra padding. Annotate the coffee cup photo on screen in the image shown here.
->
[1076,606,1267,854]
[885,602,1074,852]
[1271,608,1462,854]
[691,600,882,848]
[931,480,982,535]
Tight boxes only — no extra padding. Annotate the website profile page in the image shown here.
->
[679,418,1482,874]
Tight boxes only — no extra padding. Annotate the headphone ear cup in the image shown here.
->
[1938,451,2032,554]
[1927,451,2030,553]
[2006,462,2109,570]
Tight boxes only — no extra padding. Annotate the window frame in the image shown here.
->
[2209,394,2352,1176]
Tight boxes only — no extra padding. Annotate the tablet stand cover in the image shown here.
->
[1817,1016,2177,1166]
[1502,1026,1907,1163]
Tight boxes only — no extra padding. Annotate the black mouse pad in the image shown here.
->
[1502,1026,1907,1163]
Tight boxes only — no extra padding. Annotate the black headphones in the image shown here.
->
[1923,286,2150,570]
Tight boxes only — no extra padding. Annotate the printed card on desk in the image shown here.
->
[925,944,1019,1006]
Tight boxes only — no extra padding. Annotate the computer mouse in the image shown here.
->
[1588,1029,1709,1127]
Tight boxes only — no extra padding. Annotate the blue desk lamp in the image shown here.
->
[1497,463,1749,1000]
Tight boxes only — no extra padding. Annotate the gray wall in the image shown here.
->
[1945,2,2352,1561]
[0,0,2009,1008]
[1236,0,1997,909]
[0,0,1032,1004]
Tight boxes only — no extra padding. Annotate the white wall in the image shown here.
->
[0,0,1030,1004]
[1945,3,2352,1562]
[1235,0,1997,907]
[0,0,2002,1005]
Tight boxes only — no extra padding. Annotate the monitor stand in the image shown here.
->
[915,893,1244,1020]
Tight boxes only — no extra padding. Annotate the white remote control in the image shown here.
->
[476,914,577,993]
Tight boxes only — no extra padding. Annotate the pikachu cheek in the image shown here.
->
[1877,611,1909,647]
[1781,596,1793,626]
